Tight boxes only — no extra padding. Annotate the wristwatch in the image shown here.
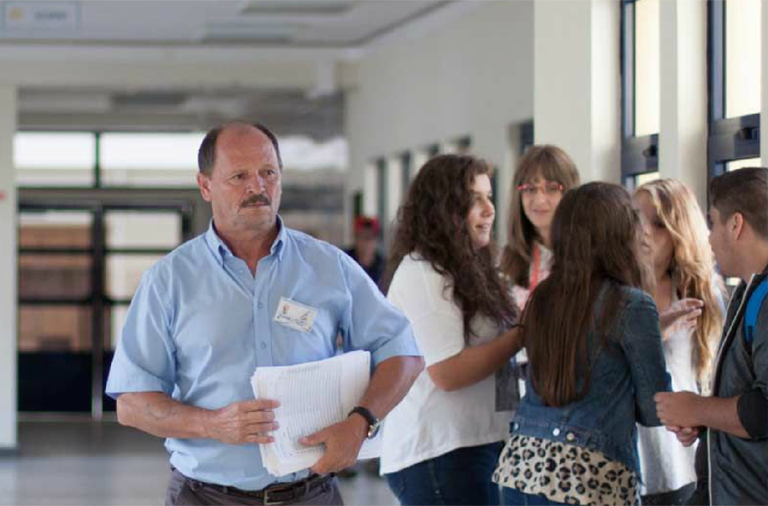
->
[348,406,380,439]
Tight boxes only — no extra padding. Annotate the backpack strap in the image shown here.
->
[744,277,768,345]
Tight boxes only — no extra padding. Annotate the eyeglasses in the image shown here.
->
[517,182,564,196]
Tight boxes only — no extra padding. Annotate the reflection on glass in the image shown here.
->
[106,255,163,299]
[18,305,92,352]
[635,0,660,137]
[726,0,762,118]
[19,255,92,300]
[635,171,660,187]
[18,211,92,249]
[105,211,181,249]
[726,157,762,172]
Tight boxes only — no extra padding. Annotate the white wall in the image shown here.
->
[0,86,18,451]
[659,0,708,205]
[534,0,621,184]
[763,0,768,166]
[344,0,534,244]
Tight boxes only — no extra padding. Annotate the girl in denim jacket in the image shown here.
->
[493,183,671,506]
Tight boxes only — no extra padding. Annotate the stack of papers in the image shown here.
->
[250,350,381,476]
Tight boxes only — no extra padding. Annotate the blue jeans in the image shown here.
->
[385,442,503,505]
[502,488,570,506]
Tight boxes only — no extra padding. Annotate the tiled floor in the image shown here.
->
[0,421,397,506]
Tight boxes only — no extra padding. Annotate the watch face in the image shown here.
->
[367,423,380,439]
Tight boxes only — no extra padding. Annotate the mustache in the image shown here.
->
[241,193,271,208]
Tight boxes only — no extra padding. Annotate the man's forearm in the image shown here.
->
[697,395,750,438]
[357,356,424,420]
[117,392,211,439]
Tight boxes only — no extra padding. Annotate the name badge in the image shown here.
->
[274,297,318,333]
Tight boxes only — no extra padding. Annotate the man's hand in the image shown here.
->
[666,425,701,447]
[659,298,703,341]
[205,399,280,445]
[655,391,703,428]
[299,415,368,474]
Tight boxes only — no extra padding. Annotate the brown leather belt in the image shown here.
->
[184,472,334,505]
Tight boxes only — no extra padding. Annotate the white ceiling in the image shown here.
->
[0,1,449,46]
[0,0,469,138]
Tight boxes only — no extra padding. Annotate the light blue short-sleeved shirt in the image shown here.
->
[106,218,419,490]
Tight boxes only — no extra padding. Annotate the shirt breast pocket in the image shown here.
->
[273,310,339,357]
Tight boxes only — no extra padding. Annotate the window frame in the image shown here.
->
[707,0,761,182]
[621,0,660,188]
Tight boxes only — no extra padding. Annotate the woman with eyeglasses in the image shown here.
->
[496,146,580,410]
[379,154,522,505]
[500,145,580,312]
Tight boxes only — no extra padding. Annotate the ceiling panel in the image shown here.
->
[0,0,449,46]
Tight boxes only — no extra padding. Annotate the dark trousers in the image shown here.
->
[165,468,344,506]
[385,442,504,506]
[501,488,569,506]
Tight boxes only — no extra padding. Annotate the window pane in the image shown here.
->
[15,132,95,186]
[635,171,660,187]
[14,132,96,170]
[106,255,163,299]
[100,132,203,187]
[108,305,130,351]
[726,0,762,118]
[19,254,91,300]
[635,0,660,136]
[105,211,181,249]
[18,305,92,352]
[726,157,761,172]
[18,211,92,249]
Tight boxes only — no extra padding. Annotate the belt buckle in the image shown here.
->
[262,480,310,506]
[263,489,285,506]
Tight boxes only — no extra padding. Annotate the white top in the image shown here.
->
[380,254,512,474]
[637,288,698,495]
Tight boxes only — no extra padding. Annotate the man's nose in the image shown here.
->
[245,174,264,193]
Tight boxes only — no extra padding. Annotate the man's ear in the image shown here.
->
[730,212,745,240]
[197,172,212,202]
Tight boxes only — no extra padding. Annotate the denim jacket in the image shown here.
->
[511,283,671,478]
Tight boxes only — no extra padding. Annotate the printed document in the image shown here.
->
[250,350,381,476]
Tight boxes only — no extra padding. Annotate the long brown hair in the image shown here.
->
[523,182,650,407]
[381,154,517,342]
[501,145,580,287]
[635,179,725,383]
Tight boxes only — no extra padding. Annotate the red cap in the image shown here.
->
[354,216,380,234]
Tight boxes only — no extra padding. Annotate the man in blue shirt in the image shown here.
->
[106,121,424,505]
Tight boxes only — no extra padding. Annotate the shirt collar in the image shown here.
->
[204,217,287,266]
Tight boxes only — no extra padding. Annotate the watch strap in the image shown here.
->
[348,406,379,437]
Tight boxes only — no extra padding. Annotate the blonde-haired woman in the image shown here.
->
[633,178,725,505]
[501,145,580,311]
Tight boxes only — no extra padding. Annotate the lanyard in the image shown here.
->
[530,243,542,292]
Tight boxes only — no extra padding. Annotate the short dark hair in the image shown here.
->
[197,122,283,176]
[709,167,768,240]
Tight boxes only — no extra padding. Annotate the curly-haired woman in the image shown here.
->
[633,179,725,505]
[379,154,522,505]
